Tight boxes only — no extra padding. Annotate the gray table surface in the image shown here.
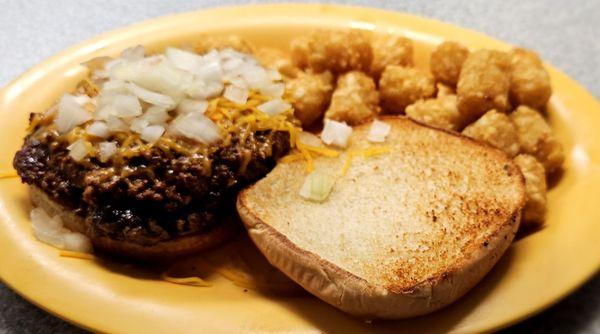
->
[1,0,599,333]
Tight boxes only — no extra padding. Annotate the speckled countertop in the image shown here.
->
[1,1,598,333]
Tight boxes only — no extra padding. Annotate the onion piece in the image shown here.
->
[240,64,269,90]
[73,94,92,106]
[142,106,170,125]
[165,47,203,72]
[195,61,222,82]
[169,112,221,144]
[298,131,324,147]
[98,141,118,162]
[130,118,149,134]
[87,121,110,139]
[257,99,291,116]
[98,94,142,118]
[267,69,282,81]
[184,80,224,100]
[67,139,91,162]
[102,79,128,94]
[112,59,192,100]
[259,83,285,98]
[321,119,352,148]
[125,82,176,109]
[63,232,93,253]
[55,94,93,134]
[30,207,93,252]
[299,172,336,202]
[141,125,165,143]
[121,45,145,61]
[177,99,208,115]
[223,85,249,104]
[367,120,392,143]
[106,116,128,132]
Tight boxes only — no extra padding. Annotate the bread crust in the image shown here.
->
[30,186,236,260]
[237,116,524,318]
[239,198,519,318]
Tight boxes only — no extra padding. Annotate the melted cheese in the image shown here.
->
[59,250,95,260]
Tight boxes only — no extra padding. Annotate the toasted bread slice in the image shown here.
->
[237,116,525,318]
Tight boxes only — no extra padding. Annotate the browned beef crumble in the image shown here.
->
[13,130,289,246]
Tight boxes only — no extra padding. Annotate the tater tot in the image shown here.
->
[510,106,564,173]
[462,110,521,157]
[514,154,547,225]
[379,66,436,114]
[370,34,413,78]
[405,95,465,131]
[290,29,372,73]
[194,35,254,54]
[430,41,469,86]
[255,48,300,78]
[325,71,380,125]
[509,48,552,109]
[457,50,511,121]
[286,71,334,126]
[436,83,455,97]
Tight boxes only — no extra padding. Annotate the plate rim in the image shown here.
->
[1,3,599,333]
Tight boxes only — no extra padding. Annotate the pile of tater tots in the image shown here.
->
[251,29,564,227]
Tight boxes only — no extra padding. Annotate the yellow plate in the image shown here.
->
[0,4,599,333]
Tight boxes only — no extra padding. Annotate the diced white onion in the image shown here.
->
[259,82,285,98]
[67,139,91,161]
[165,47,203,72]
[112,60,192,100]
[60,44,292,146]
[63,232,93,253]
[73,94,92,106]
[257,99,291,116]
[87,121,110,138]
[367,120,392,143]
[106,116,128,132]
[125,82,176,109]
[168,112,221,144]
[321,119,352,148]
[55,94,93,134]
[184,80,223,100]
[223,85,249,104]
[30,207,93,253]
[177,99,208,115]
[98,141,118,162]
[31,216,65,249]
[101,94,142,118]
[120,45,145,61]
[222,58,244,72]
[102,79,128,94]
[195,61,222,82]
[142,106,170,125]
[240,64,269,89]
[267,69,282,81]
[228,76,248,89]
[298,131,323,147]
[130,118,149,134]
[299,172,336,202]
[141,125,165,143]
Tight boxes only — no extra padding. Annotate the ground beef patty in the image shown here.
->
[14,130,290,246]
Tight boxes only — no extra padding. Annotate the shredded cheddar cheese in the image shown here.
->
[340,146,391,176]
[209,265,259,290]
[160,273,212,287]
[341,152,355,176]
[279,153,303,163]
[59,250,95,260]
